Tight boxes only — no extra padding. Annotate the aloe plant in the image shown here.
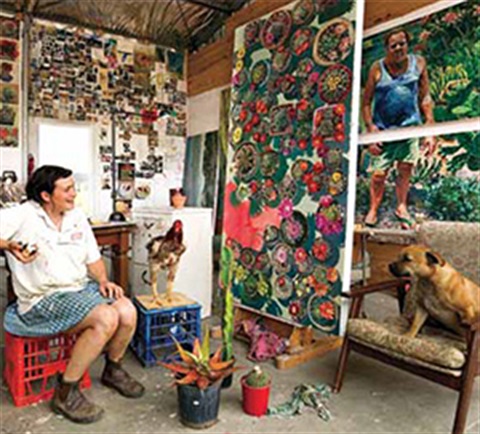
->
[160,335,239,390]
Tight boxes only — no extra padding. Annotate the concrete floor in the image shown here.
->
[0,293,479,434]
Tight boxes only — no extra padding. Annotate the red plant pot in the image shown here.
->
[241,376,271,417]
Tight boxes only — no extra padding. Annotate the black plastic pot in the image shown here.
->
[220,356,235,389]
[177,381,221,429]
[221,374,233,389]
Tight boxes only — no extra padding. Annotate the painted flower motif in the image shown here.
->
[289,301,301,317]
[278,198,294,219]
[274,246,288,264]
[326,267,338,283]
[226,238,234,248]
[320,195,334,208]
[442,11,460,23]
[316,143,328,157]
[235,60,244,71]
[338,36,351,53]
[232,127,242,144]
[308,71,320,83]
[250,181,259,194]
[314,283,329,296]
[294,247,308,263]
[316,214,343,236]
[332,172,342,183]
[234,265,247,282]
[297,99,309,111]
[307,181,319,194]
[312,241,329,261]
[419,30,431,41]
[237,47,246,59]
[319,301,335,320]
[257,279,269,296]
[313,161,325,174]
[285,218,302,239]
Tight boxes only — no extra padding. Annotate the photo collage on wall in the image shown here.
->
[357,1,479,229]
[0,16,20,147]
[28,21,188,212]
[222,0,357,334]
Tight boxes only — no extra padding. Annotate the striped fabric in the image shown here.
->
[4,281,114,337]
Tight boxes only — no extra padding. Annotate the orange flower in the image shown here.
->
[326,268,338,283]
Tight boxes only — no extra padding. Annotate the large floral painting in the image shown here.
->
[221,0,357,334]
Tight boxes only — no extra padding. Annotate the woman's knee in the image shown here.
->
[371,170,387,184]
[112,298,137,329]
[92,305,120,337]
[397,162,413,174]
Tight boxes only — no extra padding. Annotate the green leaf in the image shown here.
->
[201,325,210,363]
[452,105,472,116]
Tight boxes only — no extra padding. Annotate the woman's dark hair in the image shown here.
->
[384,28,411,47]
[26,165,73,204]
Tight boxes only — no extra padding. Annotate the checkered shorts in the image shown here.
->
[4,281,114,337]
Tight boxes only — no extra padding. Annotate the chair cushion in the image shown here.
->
[348,316,466,370]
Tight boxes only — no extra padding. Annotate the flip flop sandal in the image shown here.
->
[364,216,378,228]
[394,212,416,230]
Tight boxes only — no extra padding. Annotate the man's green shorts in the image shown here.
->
[368,138,420,172]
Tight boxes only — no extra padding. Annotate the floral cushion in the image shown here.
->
[348,316,466,370]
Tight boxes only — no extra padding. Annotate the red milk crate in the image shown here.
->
[3,332,91,407]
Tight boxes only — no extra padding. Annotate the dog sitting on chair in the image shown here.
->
[142,220,186,305]
[389,245,480,338]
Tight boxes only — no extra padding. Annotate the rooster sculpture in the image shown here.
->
[142,220,186,305]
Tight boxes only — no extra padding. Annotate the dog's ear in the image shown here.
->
[426,251,446,267]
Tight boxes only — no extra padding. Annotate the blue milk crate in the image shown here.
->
[130,298,202,367]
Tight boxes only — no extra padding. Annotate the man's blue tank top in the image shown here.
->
[373,54,422,130]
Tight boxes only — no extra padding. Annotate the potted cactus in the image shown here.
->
[241,366,272,417]
[160,335,239,429]
[219,245,235,388]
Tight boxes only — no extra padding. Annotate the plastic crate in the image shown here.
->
[130,298,202,367]
[3,332,91,407]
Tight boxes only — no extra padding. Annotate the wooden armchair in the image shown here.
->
[334,222,480,434]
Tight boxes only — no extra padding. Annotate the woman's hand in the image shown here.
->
[422,136,437,157]
[368,143,383,156]
[8,241,38,264]
[99,280,124,299]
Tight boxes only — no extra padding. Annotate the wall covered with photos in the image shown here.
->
[221,0,358,334]
[0,16,21,148]
[27,20,188,213]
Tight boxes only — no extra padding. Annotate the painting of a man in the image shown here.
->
[362,28,436,229]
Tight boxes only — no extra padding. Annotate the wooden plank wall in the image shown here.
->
[187,0,439,96]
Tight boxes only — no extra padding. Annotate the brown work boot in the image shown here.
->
[101,357,145,398]
[51,375,104,424]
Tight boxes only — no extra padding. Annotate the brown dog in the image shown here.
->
[389,245,480,338]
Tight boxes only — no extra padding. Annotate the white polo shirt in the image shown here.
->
[0,201,101,313]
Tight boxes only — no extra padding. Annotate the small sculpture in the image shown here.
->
[143,220,186,305]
